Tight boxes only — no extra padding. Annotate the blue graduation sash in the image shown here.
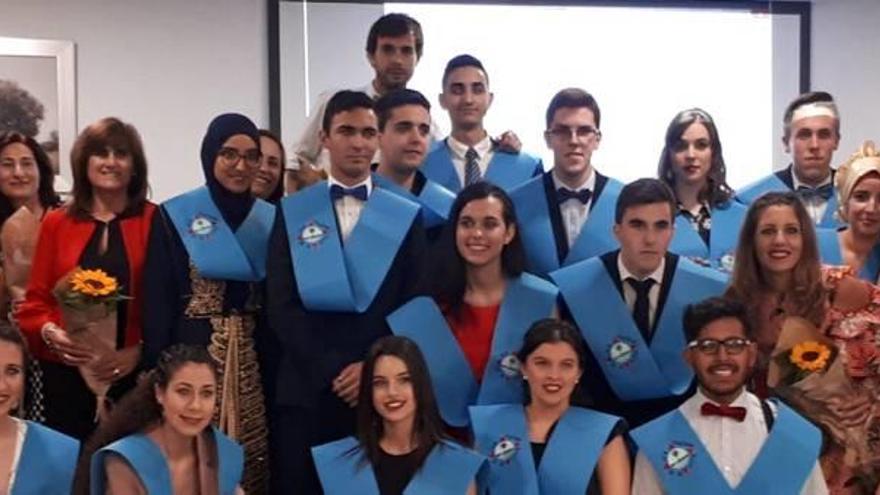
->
[282,181,419,312]
[421,139,541,192]
[631,400,820,494]
[816,228,880,281]
[312,436,484,495]
[90,427,243,495]
[12,421,79,495]
[551,257,726,401]
[669,201,746,274]
[163,186,275,282]
[511,175,622,276]
[736,172,842,228]
[469,404,619,495]
[387,273,558,427]
[372,172,454,229]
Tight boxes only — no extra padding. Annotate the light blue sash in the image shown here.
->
[470,404,619,495]
[816,228,880,281]
[551,257,726,401]
[511,175,622,276]
[312,437,484,495]
[387,273,558,427]
[90,427,242,495]
[282,181,419,312]
[13,421,79,495]
[372,172,454,229]
[670,201,746,273]
[820,193,842,228]
[421,139,541,193]
[631,401,820,494]
[163,186,275,281]
[736,173,789,204]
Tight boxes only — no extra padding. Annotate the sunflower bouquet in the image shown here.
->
[768,317,880,479]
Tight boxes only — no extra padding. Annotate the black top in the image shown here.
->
[79,216,130,349]
[375,447,422,495]
[529,419,627,495]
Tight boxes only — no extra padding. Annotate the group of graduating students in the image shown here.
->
[2,10,880,495]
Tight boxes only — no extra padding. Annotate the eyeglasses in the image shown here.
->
[546,125,601,142]
[218,147,262,167]
[687,337,752,355]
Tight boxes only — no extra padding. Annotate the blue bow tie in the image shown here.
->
[330,184,368,201]
[796,184,833,201]
[556,187,593,204]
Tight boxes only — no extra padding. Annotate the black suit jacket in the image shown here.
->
[541,170,610,264]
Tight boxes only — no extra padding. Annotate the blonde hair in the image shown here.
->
[835,140,880,220]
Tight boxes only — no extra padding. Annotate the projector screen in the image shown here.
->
[277,1,805,188]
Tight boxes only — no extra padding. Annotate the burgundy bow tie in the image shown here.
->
[700,402,747,422]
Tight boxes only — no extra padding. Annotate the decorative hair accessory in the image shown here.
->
[791,102,839,123]
[835,141,880,219]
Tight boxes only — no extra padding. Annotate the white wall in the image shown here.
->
[812,0,880,166]
[0,0,268,201]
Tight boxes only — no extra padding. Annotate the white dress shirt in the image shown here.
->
[791,168,833,226]
[446,134,494,187]
[618,254,665,330]
[5,418,26,492]
[551,168,596,248]
[327,174,372,242]
[631,389,829,495]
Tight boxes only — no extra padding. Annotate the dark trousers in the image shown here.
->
[40,360,97,441]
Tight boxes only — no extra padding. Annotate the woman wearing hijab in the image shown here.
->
[141,113,274,494]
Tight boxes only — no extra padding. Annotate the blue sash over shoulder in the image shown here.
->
[631,400,820,494]
[816,228,880,281]
[372,172,454,229]
[470,404,619,495]
[736,173,789,205]
[421,140,541,192]
[164,186,275,281]
[12,421,79,495]
[90,427,243,495]
[312,436,484,495]
[282,181,419,312]
[670,201,745,273]
[387,273,557,427]
[552,257,726,401]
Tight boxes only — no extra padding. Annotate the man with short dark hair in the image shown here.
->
[267,90,427,493]
[421,54,541,192]
[737,91,842,228]
[631,297,828,494]
[551,178,727,426]
[510,88,623,277]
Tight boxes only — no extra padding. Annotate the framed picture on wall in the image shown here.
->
[0,36,76,190]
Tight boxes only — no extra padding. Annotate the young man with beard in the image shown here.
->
[631,297,827,494]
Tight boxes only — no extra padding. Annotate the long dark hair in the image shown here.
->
[518,318,592,407]
[354,336,450,469]
[72,345,218,494]
[0,321,31,416]
[433,182,526,316]
[657,108,733,208]
[0,131,60,226]
[258,129,286,203]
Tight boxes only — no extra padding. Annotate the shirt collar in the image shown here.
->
[327,173,372,196]
[447,134,493,161]
[551,168,595,193]
[617,252,665,285]
[691,386,749,409]
[791,165,833,190]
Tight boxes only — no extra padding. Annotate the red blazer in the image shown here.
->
[17,203,156,362]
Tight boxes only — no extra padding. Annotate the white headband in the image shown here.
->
[791,102,838,122]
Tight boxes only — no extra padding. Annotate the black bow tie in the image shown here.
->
[330,184,368,202]
[556,187,593,204]
[796,184,833,201]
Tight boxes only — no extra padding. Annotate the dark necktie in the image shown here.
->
[556,187,593,205]
[329,184,368,201]
[625,277,655,340]
[701,402,747,422]
[796,183,833,201]
[464,147,481,186]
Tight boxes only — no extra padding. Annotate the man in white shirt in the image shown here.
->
[737,91,842,228]
[631,297,828,495]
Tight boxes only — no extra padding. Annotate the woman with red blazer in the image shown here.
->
[16,117,155,440]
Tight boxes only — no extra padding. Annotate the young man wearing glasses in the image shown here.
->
[421,54,541,193]
[510,87,623,277]
[631,297,828,494]
[551,179,727,427]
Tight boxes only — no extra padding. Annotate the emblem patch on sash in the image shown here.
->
[489,435,520,464]
[719,253,735,273]
[298,220,329,248]
[189,214,218,239]
[607,337,637,368]
[663,442,696,476]
[498,352,522,379]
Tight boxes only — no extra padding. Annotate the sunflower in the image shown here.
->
[790,341,831,372]
[70,269,118,297]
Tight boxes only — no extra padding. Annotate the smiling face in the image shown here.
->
[87,146,134,196]
[0,340,24,418]
[155,363,217,438]
[670,122,712,188]
[844,173,880,239]
[0,142,40,207]
[684,317,756,404]
[371,355,416,427]
[213,134,260,194]
[251,135,283,200]
[754,204,803,275]
[440,65,493,131]
[455,196,516,269]
[521,341,582,410]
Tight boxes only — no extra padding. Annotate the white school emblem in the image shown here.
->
[607,336,637,368]
[663,442,695,476]
[719,253,735,273]
[189,214,217,239]
[489,435,521,464]
[298,220,329,248]
[498,352,521,379]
